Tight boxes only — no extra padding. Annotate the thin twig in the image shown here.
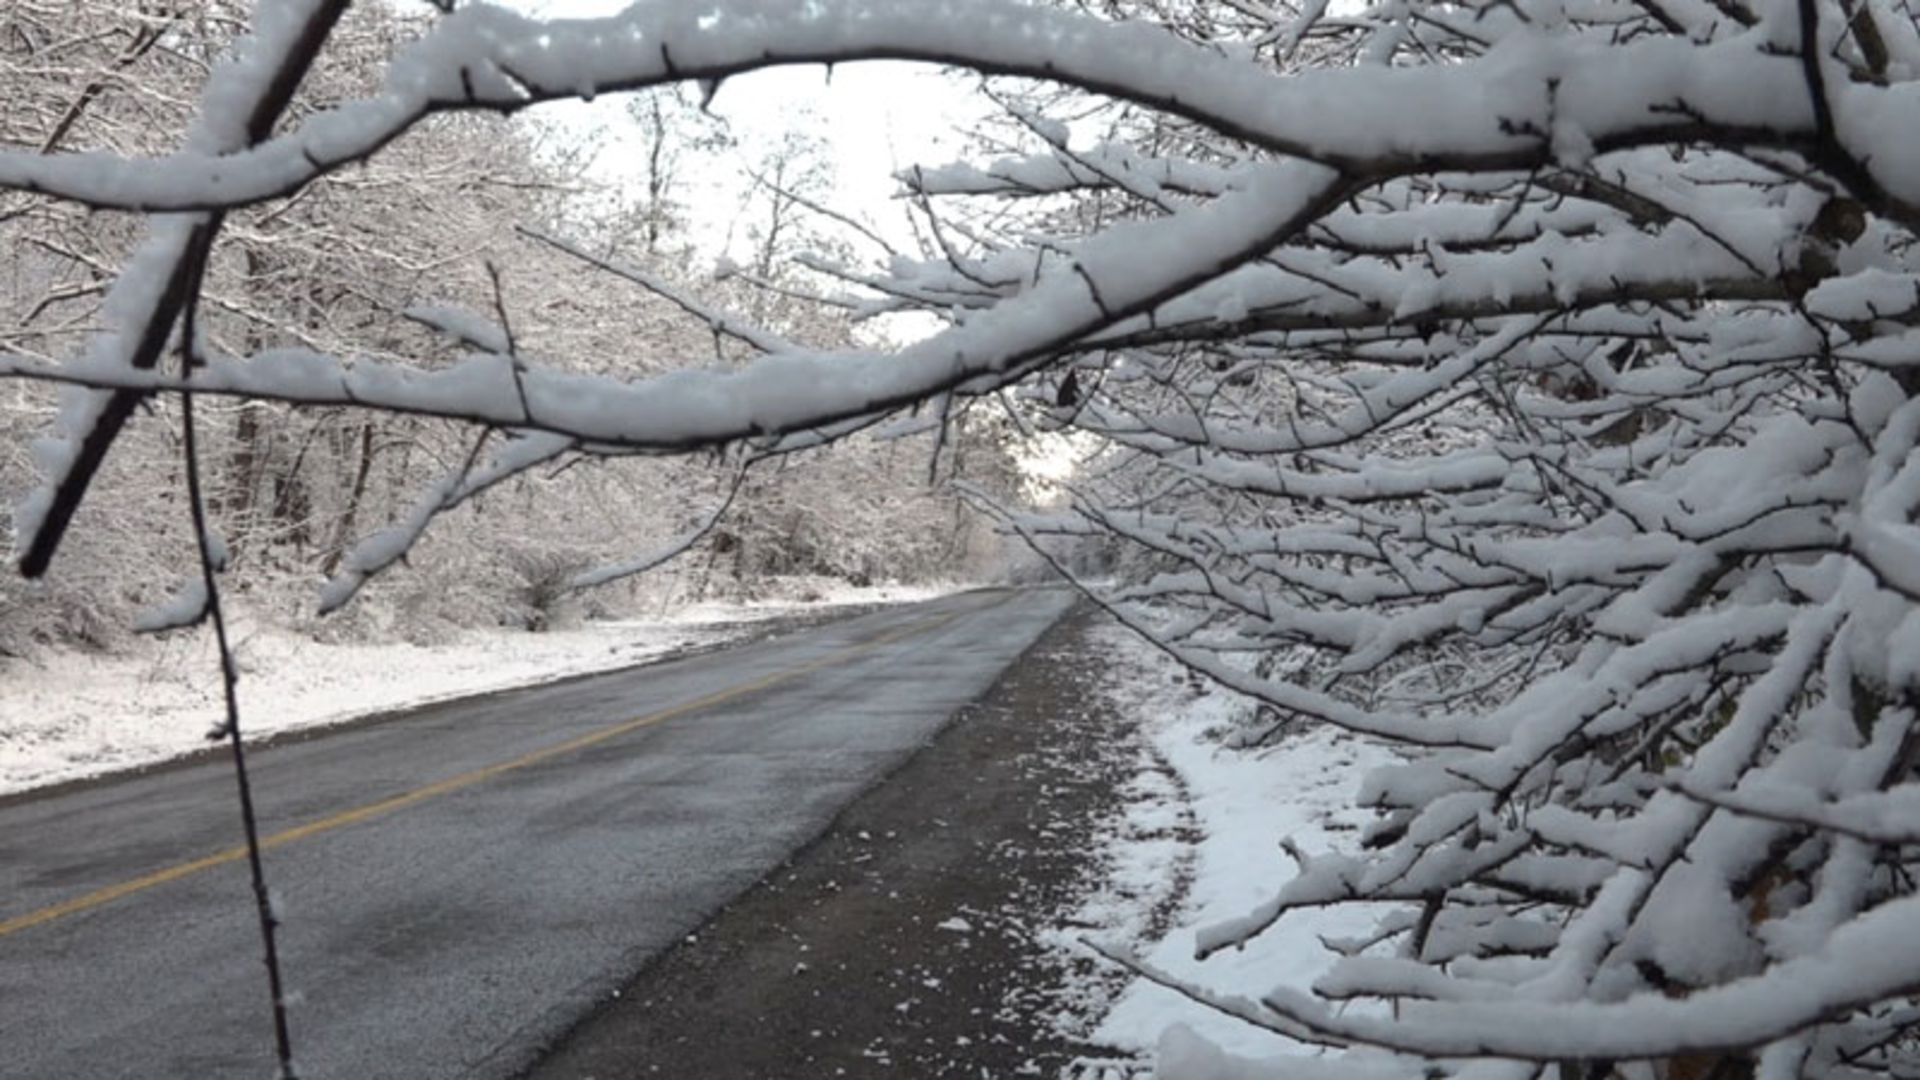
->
[179,269,298,1079]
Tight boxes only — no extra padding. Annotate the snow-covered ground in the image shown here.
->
[1057,621,1396,1075]
[0,580,959,796]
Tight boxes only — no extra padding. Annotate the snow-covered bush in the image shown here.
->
[4,1,1920,1077]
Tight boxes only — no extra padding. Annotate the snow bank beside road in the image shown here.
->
[1062,621,1394,1068]
[0,582,958,796]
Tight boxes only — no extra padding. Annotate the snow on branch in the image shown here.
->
[7,0,1920,1075]
[0,1,1915,223]
[1253,889,1920,1060]
[567,463,748,591]
[318,429,574,615]
[517,226,798,355]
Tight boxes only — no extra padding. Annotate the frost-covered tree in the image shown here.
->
[0,1,973,653]
[0,1,622,647]
[4,1,1920,1078]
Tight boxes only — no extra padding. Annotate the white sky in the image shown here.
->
[496,0,990,267]
[470,1,1077,477]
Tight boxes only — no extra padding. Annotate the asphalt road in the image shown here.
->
[0,587,1076,1079]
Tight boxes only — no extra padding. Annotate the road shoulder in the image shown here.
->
[522,603,1144,1079]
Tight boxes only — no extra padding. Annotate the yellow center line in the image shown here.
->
[0,611,961,939]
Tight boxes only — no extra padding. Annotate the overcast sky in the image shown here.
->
[426,1,1085,476]
[493,0,989,266]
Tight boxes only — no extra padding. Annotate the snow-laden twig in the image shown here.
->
[517,225,798,355]
[568,461,749,591]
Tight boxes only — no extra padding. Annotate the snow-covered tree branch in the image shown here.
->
[6,0,1920,1076]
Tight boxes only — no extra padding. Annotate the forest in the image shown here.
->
[0,0,1019,660]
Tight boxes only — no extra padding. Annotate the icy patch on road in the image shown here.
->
[0,582,959,796]
[1051,621,1394,1069]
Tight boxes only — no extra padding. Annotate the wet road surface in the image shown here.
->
[0,587,1075,1079]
